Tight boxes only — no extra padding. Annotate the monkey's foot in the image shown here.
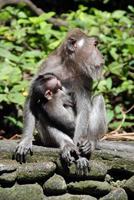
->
[77,139,92,158]
[12,139,33,164]
[76,157,90,176]
[61,144,79,166]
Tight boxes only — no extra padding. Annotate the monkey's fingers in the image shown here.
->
[76,157,90,176]
[14,144,33,164]
[79,140,92,156]
[61,146,76,165]
[22,147,33,162]
[70,148,80,160]
[30,149,33,156]
[61,151,72,165]
[78,139,89,148]
[15,146,25,164]
[13,145,21,163]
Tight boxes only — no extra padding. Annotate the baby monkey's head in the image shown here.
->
[33,73,62,102]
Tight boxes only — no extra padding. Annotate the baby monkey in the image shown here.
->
[30,73,80,164]
[30,73,76,136]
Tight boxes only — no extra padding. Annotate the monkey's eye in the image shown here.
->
[94,39,98,47]
[67,38,77,52]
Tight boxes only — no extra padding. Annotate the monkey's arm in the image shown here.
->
[13,97,35,163]
[41,125,79,165]
[43,102,75,137]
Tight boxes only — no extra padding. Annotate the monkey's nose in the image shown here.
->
[95,61,104,68]
[99,58,105,67]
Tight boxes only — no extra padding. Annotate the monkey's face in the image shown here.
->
[65,29,104,80]
[77,36,104,79]
[46,77,62,93]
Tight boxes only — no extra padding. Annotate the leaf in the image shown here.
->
[11,81,28,92]
[106,78,112,90]
[0,65,22,84]
[107,110,114,123]
[128,5,134,13]
[7,92,25,105]
[110,48,118,60]
[109,121,134,129]
[20,50,43,58]
[18,11,27,19]
[0,94,8,102]
[29,12,55,24]
[48,40,61,50]
[128,45,134,54]
[115,105,121,114]
[112,10,126,19]
[108,62,123,76]
[4,116,17,125]
[0,48,19,62]
[97,80,107,92]
[9,68,22,84]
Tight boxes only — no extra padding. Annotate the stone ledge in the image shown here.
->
[0,140,134,200]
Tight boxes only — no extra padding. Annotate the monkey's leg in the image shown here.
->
[13,98,35,163]
[46,127,89,174]
[90,94,107,138]
[73,95,107,175]
[71,92,92,174]
[77,137,92,158]
[78,94,107,158]
[73,91,91,145]
[46,126,79,165]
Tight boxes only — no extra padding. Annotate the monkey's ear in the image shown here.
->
[45,90,53,100]
[67,38,77,52]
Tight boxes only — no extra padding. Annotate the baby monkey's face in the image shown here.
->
[44,76,63,100]
[46,77,62,93]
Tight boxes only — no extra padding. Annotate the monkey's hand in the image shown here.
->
[76,157,90,176]
[61,143,80,165]
[77,139,92,158]
[13,138,33,164]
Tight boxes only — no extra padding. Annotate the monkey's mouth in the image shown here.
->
[81,61,103,80]
[95,63,104,68]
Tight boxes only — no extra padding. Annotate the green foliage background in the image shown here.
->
[0,4,134,135]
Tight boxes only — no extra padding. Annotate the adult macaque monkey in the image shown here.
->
[14,28,107,174]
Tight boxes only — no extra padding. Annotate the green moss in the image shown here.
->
[100,188,128,200]
[0,184,44,200]
[17,162,56,183]
[68,180,112,198]
[43,174,67,195]
[0,171,17,185]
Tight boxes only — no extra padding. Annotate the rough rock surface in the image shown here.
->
[43,173,67,195]
[0,171,17,185]
[0,140,134,200]
[17,162,56,183]
[123,175,134,197]
[0,183,44,200]
[68,180,112,198]
[99,188,128,200]
[46,193,97,200]
[57,160,108,181]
